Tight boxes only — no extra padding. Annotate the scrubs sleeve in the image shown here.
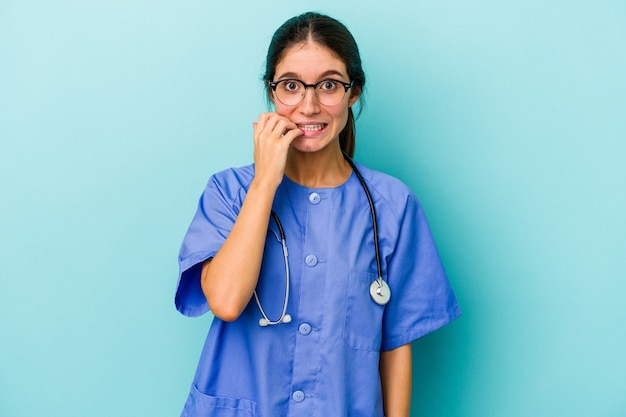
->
[381,193,461,351]
[175,174,242,317]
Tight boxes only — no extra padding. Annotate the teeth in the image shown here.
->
[298,124,324,131]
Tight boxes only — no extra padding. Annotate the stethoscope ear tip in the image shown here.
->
[258,314,291,327]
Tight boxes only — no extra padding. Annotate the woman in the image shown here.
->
[176,12,460,417]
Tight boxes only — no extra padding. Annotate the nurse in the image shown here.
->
[176,12,460,417]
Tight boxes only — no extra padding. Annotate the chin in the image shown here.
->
[291,136,336,154]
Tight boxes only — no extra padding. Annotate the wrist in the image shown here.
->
[250,174,282,193]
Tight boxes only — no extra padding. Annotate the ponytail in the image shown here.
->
[339,108,356,158]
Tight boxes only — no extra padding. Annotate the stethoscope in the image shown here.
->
[254,154,391,327]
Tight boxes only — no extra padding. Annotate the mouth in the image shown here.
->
[297,123,327,133]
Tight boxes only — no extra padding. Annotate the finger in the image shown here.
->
[273,118,297,136]
[281,126,304,143]
[261,117,294,141]
[263,114,287,136]
[254,113,272,136]
[266,112,297,129]
[254,113,299,144]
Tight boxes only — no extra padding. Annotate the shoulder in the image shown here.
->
[209,164,255,188]
[204,164,254,196]
[353,161,411,193]
[352,161,420,220]
[194,164,255,212]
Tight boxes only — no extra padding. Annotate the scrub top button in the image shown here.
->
[298,322,312,335]
[305,254,318,267]
[292,390,305,403]
[309,192,321,204]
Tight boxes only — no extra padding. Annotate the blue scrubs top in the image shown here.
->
[176,162,460,417]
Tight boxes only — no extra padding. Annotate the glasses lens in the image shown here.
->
[315,80,347,106]
[275,80,305,106]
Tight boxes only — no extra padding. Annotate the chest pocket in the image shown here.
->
[343,271,386,351]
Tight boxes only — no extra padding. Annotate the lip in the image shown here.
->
[296,122,328,137]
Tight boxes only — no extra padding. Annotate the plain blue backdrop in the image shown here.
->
[1,1,625,416]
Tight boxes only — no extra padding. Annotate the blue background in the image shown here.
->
[1,1,625,416]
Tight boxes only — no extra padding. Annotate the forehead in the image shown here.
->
[275,41,348,79]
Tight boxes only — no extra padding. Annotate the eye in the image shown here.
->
[319,80,339,92]
[281,80,301,92]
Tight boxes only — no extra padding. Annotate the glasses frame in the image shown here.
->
[268,78,354,107]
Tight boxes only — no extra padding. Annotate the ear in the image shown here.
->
[266,81,276,104]
[348,85,361,107]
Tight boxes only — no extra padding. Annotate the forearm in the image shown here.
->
[202,112,301,321]
[380,343,412,417]
[200,179,277,321]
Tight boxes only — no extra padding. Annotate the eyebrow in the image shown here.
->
[274,70,348,81]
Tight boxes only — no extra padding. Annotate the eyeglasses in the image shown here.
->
[269,78,353,107]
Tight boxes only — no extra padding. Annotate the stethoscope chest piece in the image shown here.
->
[256,155,392,326]
[370,279,391,305]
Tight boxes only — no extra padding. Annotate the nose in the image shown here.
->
[298,86,320,115]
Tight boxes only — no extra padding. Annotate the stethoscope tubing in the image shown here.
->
[342,154,384,285]
[254,154,386,326]
[255,211,292,326]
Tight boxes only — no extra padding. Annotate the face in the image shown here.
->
[272,41,360,154]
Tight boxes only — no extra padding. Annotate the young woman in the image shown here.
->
[175,12,460,417]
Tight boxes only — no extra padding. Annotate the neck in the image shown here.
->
[285,146,352,188]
